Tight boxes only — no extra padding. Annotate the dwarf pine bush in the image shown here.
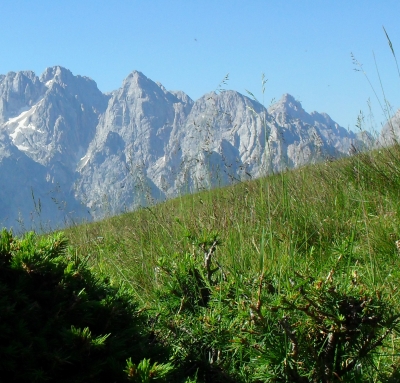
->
[152,228,400,382]
[0,229,171,383]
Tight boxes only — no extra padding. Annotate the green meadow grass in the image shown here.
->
[63,142,400,381]
[66,144,400,301]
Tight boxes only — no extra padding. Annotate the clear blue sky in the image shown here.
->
[1,0,399,132]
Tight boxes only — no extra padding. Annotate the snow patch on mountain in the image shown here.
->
[5,101,45,150]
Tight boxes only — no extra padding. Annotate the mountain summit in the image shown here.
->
[0,67,369,229]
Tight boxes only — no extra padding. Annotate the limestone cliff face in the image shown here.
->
[0,71,44,124]
[379,109,400,146]
[75,71,194,216]
[0,66,107,227]
[0,67,369,227]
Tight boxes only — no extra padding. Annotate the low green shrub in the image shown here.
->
[0,229,171,383]
[152,229,400,382]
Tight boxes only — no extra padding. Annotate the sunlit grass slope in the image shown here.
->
[66,144,400,304]
[63,143,400,381]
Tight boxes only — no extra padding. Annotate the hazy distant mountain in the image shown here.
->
[0,66,369,229]
[379,109,400,146]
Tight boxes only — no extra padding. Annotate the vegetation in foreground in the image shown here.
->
[0,230,173,382]
[2,141,400,381]
[68,142,400,381]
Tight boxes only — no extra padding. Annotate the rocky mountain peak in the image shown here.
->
[0,70,44,123]
[379,109,400,145]
[123,70,146,81]
[268,93,307,120]
[120,70,172,100]
[40,66,74,84]
[280,93,301,106]
[121,70,156,91]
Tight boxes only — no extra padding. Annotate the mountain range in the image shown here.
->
[0,66,372,230]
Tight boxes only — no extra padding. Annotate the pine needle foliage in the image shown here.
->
[0,230,169,383]
[150,227,400,382]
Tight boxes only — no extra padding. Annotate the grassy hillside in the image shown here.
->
[61,143,400,381]
[66,144,400,299]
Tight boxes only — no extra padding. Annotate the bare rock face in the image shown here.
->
[5,66,108,168]
[0,67,369,228]
[75,71,194,216]
[0,71,45,124]
[266,94,365,168]
[0,130,88,231]
[0,66,107,228]
[379,109,400,146]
